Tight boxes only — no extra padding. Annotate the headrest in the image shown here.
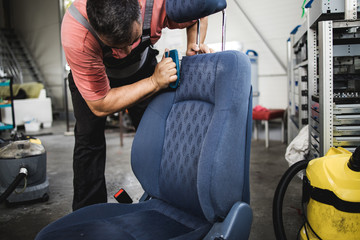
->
[166,0,227,23]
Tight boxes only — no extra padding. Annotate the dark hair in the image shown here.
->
[86,0,141,46]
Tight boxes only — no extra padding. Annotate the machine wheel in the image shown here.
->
[4,200,14,208]
[41,193,49,202]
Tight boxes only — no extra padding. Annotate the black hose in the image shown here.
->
[348,145,360,172]
[272,160,308,240]
[0,170,27,204]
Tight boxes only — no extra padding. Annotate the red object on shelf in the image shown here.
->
[252,108,285,148]
[253,109,285,121]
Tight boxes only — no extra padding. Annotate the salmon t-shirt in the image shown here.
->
[61,0,194,100]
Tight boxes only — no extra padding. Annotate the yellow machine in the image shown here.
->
[300,147,360,239]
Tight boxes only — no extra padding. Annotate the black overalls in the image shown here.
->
[67,0,157,211]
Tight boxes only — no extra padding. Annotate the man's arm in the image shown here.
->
[86,54,177,117]
[186,17,214,56]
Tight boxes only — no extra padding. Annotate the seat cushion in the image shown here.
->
[35,199,211,240]
[132,52,252,223]
[252,109,285,121]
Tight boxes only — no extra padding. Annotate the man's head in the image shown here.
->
[86,0,142,52]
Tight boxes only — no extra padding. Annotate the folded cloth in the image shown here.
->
[253,105,269,112]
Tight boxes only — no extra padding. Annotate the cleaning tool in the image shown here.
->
[165,49,180,89]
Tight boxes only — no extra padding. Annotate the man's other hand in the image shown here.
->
[186,43,215,56]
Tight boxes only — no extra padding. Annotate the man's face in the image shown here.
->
[99,20,142,55]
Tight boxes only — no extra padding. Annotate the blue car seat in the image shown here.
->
[35,0,253,239]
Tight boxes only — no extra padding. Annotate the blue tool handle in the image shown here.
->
[165,49,180,89]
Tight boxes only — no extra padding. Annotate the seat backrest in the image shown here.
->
[131,51,252,222]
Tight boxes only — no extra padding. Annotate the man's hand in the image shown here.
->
[186,43,215,56]
[149,49,178,90]
[85,50,178,117]
[186,17,214,56]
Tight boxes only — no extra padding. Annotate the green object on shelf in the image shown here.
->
[301,0,307,18]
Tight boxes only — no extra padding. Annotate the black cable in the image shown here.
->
[301,202,309,240]
[296,222,303,240]
[272,160,308,240]
[0,168,27,204]
[304,222,309,240]
[301,201,322,240]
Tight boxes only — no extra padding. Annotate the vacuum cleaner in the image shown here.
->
[0,136,49,205]
[273,146,360,240]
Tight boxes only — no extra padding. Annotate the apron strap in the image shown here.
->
[67,1,155,79]
[68,1,154,47]
[142,0,154,43]
[68,4,104,47]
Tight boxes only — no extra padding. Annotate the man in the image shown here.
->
[61,0,212,211]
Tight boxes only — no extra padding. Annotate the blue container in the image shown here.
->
[246,50,259,107]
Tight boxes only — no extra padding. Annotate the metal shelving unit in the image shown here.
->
[288,0,360,157]
[287,14,312,143]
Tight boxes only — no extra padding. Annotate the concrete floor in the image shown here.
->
[0,120,303,240]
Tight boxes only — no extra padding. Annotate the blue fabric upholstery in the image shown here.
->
[35,51,252,240]
[166,0,227,23]
[243,87,252,204]
[36,199,210,240]
[132,51,252,222]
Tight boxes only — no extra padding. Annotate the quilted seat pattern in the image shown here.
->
[132,51,251,222]
[160,101,214,217]
[159,53,219,216]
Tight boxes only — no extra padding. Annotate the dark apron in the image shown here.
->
[68,0,158,127]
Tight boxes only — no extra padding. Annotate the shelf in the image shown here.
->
[334,114,360,125]
[294,60,308,69]
[290,115,299,129]
[333,104,360,114]
[0,104,12,108]
[0,81,10,87]
[334,136,360,147]
[0,124,14,130]
[0,76,15,131]
[334,125,360,136]
[343,147,356,153]
[334,44,360,57]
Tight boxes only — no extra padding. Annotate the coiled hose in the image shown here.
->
[272,160,308,240]
[0,168,28,204]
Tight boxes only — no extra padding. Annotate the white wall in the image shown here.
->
[154,28,188,61]
[4,0,307,111]
[157,0,305,109]
[10,0,64,110]
[206,0,304,109]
